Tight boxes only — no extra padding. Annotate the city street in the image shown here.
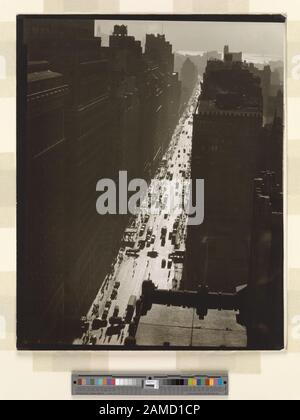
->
[74,85,201,346]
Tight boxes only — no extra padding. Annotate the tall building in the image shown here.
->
[144,34,174,74]
[243,172,283,349]
[139,34,181,177]
[180,57,198,106]
[185,50,263,292]
[107,25,142,179]
[223,44,243,62]
[19,60,69,344]
[20,19,128,344]
[19,19,181,346]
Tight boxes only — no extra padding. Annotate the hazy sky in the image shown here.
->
[95,20,285,59]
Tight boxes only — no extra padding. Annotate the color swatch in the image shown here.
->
[76,376,225,387]
[76,376,142,386]
[72,373,228,396]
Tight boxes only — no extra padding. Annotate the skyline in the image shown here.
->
[95,20,285,59]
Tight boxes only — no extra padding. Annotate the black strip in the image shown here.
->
[16,15,26,350]
[16,14,286,23]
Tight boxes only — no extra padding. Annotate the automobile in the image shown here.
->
[80,317,89,332]
[92,317,107,330]
[109,316,124,326]
[171,234,176,245]
[147,250,158,258]
[106,324,123,336]
[126,248,139,257]
[167,259,172,269]
[102,309,109,320]
[138,240,145,250]
[92,303,99,316]
[105,300,111,309]
[169,250,185,263]
[150,235,155,244]
[113,305,119,317]
[161,238,166,247]
[89,335,97,345]
[114,281,120,289]
[172,278,178,289]
[111,289,117,300]
[146,240,151,248]
[161,259,166,268]
[125,295,137,323]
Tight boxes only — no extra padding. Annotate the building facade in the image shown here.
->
[185,48,264,292]
[19,19,181,346]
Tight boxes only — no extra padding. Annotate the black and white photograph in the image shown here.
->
[17,15,285,350]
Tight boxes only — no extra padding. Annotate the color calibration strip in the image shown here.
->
[161,377,224,386]
[72,373,228,395]
[77,377,142,387]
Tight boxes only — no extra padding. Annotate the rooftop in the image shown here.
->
[196,99,262,116]
[135,304,247,348]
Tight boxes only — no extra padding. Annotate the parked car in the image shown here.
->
[125,295,137,323]
[113,305,119,317]
[92,303,99,316]
[109,316,124,326]
[161,259,166,268]
[126,248,139,257]
[111,289,117,300]
[102,309,109,320]
[167,259,172,269]
[92,317,107,330]
[138,240,145,250]
[147,250,158,258]
[139,225,146,236]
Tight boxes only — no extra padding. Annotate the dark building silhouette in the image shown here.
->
[243,172,283,349]
[223,44,242,63]
[222,45,283,123]
[138,33,181,177]
[180,46,283,349]
[18,19,181,346]
[144,34,174,74]
[180,57,198,107]
[185,49,264,293]
[19,60,69,344]
[184,45,283,348]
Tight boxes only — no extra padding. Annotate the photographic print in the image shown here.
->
[17,15,285,350]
